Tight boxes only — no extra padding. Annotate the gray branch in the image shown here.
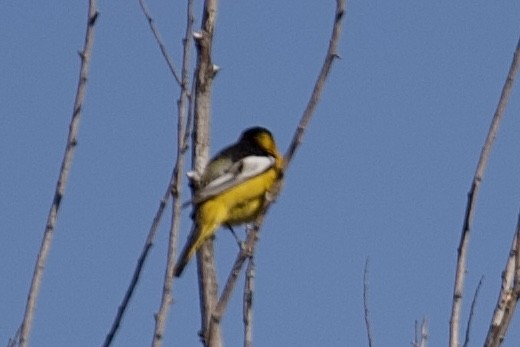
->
[449,35,520,347]
[17,2,98,346]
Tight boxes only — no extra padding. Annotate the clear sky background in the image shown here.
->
[2,1,520,346]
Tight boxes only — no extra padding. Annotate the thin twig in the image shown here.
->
[150,0,194,345]
[484,213,520,347]
[138,0,182,86]
[284,0,345,167]
[102,170,186,347]
[412,319,419,347]
[449,35,520,347]
[206,0,346,340]
[102,1,194,346]
[16,3,98,347]
[412,318,428,347]
[102,197,165,346]
[462,276,483,347]
[243,257,255,347]
[363,258,374,347]
[209,223,261,337]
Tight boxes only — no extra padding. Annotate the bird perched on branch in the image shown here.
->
[174,126,283,277]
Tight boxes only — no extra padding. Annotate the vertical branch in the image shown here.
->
[151,0,194,345]
[209,223,261,343]
[243,257,255,347]
[17,2,98,347]
[449,36,520,347]
[484,213,520,347]
[191,0,220,346]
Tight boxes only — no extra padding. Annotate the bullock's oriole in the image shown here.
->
[174,127,283,277]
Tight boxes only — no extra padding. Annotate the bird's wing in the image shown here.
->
[192,155,275,204]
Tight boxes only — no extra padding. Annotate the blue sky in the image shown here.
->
[2,1,520,346]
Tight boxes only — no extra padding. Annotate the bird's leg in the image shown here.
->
[225,223,244,250]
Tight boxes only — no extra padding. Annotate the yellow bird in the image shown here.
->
[174,127,283,277]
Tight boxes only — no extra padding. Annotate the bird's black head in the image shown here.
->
[238,126,280,159]
[240,126,273,141]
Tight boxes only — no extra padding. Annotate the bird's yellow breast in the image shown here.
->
[195,167,279,227]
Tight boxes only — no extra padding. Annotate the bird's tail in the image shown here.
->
[174,224,212,277]
[173,246,191,277]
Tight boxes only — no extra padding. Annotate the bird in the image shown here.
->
[174,126,283,277]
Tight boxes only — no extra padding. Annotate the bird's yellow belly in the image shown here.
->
[196,168,278,227]
[226,196,264,225]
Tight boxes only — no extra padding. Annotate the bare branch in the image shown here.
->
[284,0,345,167]
[363,258,374,347]
[102,194,167,346]
[243,257,255,347]
[102,2,195,345]
[139,0,182,86]
[413,320,419,347]
[151,0,194,345]
[449,35,520,347]
[16,2,98,346]
[484,213,520,347]
[102,143,191,346]
[462,276,483,347]
[191,1,221,346]
[208,223,262,343]
[206,0,346,340]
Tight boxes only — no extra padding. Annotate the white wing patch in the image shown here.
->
[193,155,275,204]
